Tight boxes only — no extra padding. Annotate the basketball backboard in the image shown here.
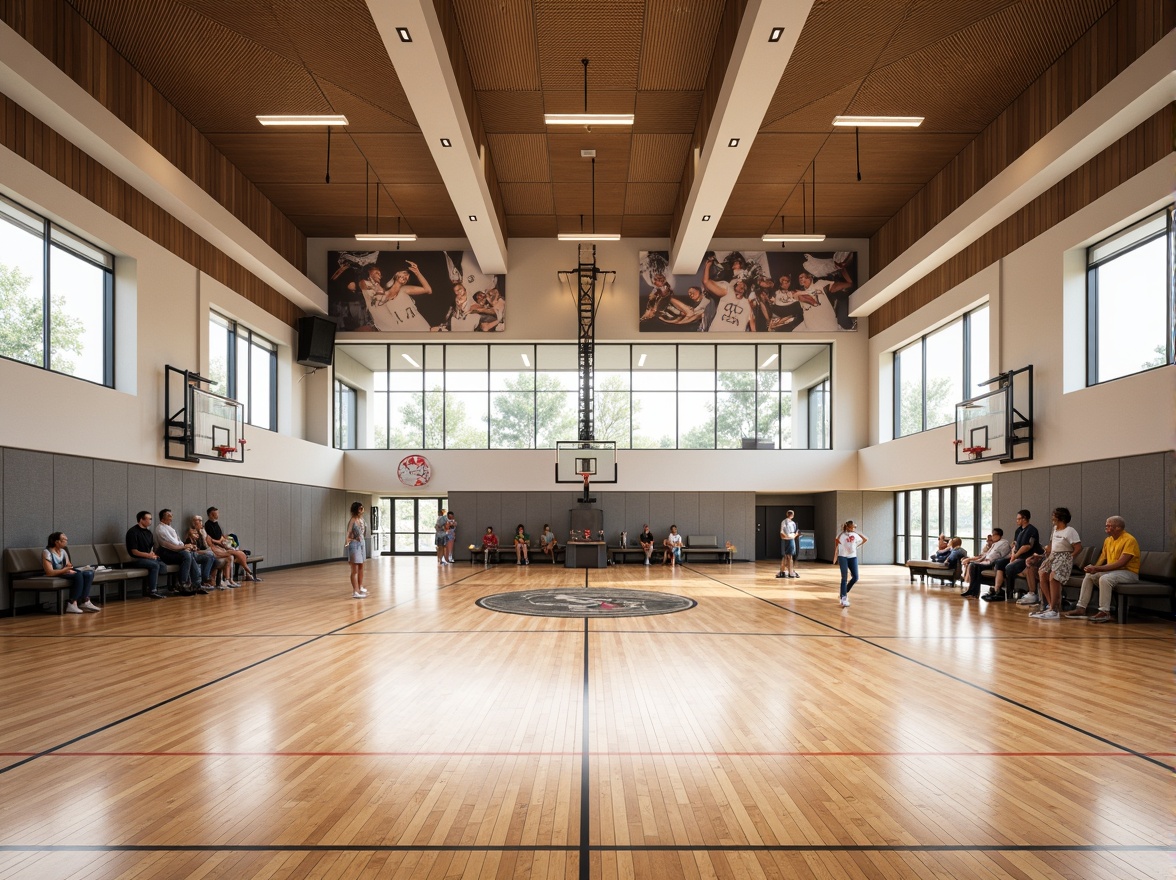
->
[954,365,1033,465]
[556,440,617,484]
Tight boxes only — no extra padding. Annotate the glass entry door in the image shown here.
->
[378,496,447,555]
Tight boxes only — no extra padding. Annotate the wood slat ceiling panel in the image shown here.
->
[716,214,891,238]
[475,92,546,134]
[506,215,558,237]
[812,132,976,184]
[486,134,551,182]
[500,182,555,214]
[553,183,626,216]
[629,134,692,182]
[725,184,798,216]
[351,134,445,184]
[623,183,679,215]
[547,133,632,182]
[541,90,637,116]
[762,81,861,132]
[769,0,910,121]
[250,184,370,217]
[633,90,702,133]
[315,80,418,134]
[204,133,365,183]
[534,0,644,89]
[555,214,623,235]
[638,0,726,90]
[383,184,459,216]
[737,133,827,182]
[621,215,673,237]
[451,0,540,90]
[873,0,1019,65]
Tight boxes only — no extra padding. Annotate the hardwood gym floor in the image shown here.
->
[0,558,1170,879]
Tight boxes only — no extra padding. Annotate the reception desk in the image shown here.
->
[565,541,607,568]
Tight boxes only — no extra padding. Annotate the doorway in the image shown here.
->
[755,505,815,560]
[376,496,448,555]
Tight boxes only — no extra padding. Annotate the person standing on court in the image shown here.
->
[435,509,450,565]
[777,510,799,579]
[445,511,457,564]
[346,501,367,599]
[833,520,868,607]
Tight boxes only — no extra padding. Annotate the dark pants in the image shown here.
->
[64,569,95,602]
[838,557,859,596]
[158,548,195,585]
[138,558,169,592]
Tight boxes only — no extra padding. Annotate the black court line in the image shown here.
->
[0,569,484,777]
[580,617,590,880]
[692,569,1176,774]
[0,844,1168,854]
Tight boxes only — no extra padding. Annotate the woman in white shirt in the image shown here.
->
[43,532,99,613]
[663,525,684,567]
[833,521,868,607]
[1028,507,1081,621]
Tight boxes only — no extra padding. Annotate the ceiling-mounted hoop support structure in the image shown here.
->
[557,244,615,441]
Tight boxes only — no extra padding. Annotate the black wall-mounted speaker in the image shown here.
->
[296,315,337,367]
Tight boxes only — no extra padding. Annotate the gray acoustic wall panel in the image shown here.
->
[1080,458,1121,547]
[1020,468,1050,526]
[93,460,128,542]
[526,492,554,538]
[1166,451,1174,551]
[814,492,838,562]
[625,494,651,538]
[698,493,725,541]
[672,492,701,538]
[252,480,268,562]
[127,464,155,526]
[597,491,625,542]
[154,466,183,521]
[5,449,53,547]
[0,449,4,580]
[994,470,1021,531]
[53,454,94,544]
[647,492,674,536]
[1119,454,1164,551]
[1048,464,1082,531]
[863,492,896,564]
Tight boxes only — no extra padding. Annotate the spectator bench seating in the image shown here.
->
[4,544,148,615]
[680,535,733,564]
[608,546,649,564]
[975,546,1175,623]
[906,557,962,587]
[470,541,565,565]
[3,543,266,615]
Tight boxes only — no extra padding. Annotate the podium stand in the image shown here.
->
[566,541,607,568]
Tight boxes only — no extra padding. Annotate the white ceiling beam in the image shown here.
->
[367,0,508,275]
[669,0,814,276]
[0,20,328,314]
[850,29,1176,318]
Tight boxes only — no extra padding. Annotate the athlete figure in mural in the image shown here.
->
[373,260,433,330]
[657,286,713,331]
[640,273,674,321]
[333,253,380,330]
[757,275,804,332]
[797,255,855,331]
[702,255,756,332]
[438,282,483,331]
[800,252,857,330]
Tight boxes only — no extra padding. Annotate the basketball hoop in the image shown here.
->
[580,471,591,487]
[213,445,236,458]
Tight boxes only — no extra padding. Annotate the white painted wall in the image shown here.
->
[0,144,346,487]
[859,157,1175,491]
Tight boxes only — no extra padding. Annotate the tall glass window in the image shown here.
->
[895,482,993,561]
[332,342,832,450]
[209,312,277,430]
[1087,207,1174,385]
[334,380,357,449]
[894,304,989,438]
[0,194,114,386]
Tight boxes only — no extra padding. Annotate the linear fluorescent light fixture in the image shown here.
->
[760,353,778,368]
[401,353,421,369]
[544,113,634,126]
[762,234,826,242]
[355,234,417,242]
[832,115,923,127]
[256,114,349,126]
[557,233,621,241]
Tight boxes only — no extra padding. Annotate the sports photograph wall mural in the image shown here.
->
[638,250,859,333]
[328,250,505,332]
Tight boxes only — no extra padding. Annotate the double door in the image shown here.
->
[375,497,448,555]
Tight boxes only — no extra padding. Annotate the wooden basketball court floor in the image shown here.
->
[0,558,1170,879]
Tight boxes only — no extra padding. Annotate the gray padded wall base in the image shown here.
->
[0,445,347,611]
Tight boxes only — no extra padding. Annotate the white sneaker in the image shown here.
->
[447,557,454,563]
[1036,609,1060,620]
[352,592,365,599]
[80,600,101,612]
[358,587,368,595]
[1016,592,1039,605]
[839,596,848,607]
[65,602,84,614]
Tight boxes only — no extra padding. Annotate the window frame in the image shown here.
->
[893,304,988,438]
[0,193,115,387]
[894,482,992,561]
[209,311,278,431]
[334,379,358,450]
[1085,205,1175,387]
[333,341,833,451]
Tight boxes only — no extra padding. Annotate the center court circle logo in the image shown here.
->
[476,588,696,618]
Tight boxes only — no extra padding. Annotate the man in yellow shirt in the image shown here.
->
[1063,516,1141,624]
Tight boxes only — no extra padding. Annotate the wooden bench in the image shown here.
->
[907,558,962,587]
[680,535,733,564]
[3,545,150,615]
[608,546,648,564]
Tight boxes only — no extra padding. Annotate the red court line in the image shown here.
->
[4,750,1173,758]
